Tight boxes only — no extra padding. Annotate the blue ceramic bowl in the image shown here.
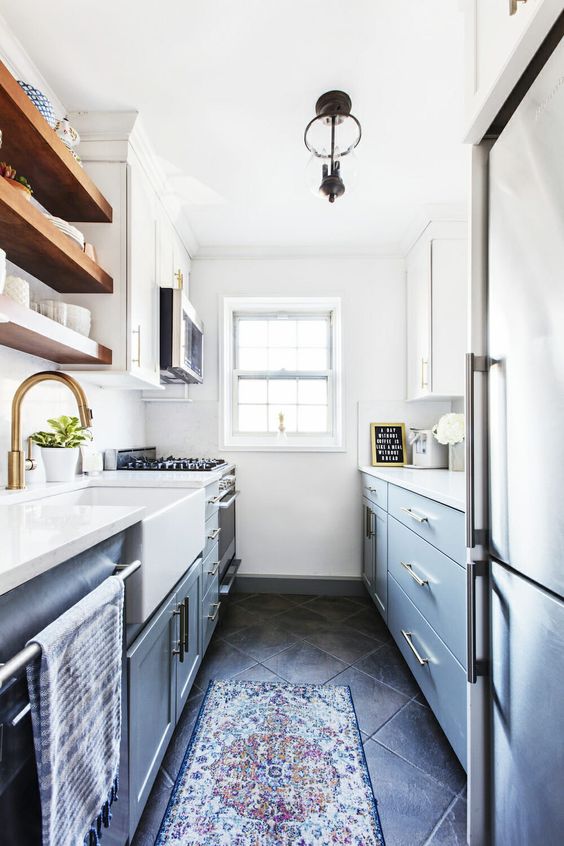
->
[18,81,57,129]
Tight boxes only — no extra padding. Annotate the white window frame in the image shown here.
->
[221,296,344,452]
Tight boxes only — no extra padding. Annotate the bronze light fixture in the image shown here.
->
[304,90,362,203]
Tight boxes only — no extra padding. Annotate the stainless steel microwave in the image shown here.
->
[159,288,204,385]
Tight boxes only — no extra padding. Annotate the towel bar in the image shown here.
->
[0,559,141,690]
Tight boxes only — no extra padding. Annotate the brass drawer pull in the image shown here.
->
[401,630,429,666]
[208,561,220,577]
[208,602,221,622]
[207,528,221,541]
[172,602,186,662]
[509,0,527,15]
[401,561,429,587]
[400,506,429,524]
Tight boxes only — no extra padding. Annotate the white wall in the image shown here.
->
[0,346,146,486]
[146,256,413,580]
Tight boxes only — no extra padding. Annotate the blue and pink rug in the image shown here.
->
[156,680,385,845]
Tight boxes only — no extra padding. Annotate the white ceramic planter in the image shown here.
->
[41,447,79,482]
[0,248,6,294]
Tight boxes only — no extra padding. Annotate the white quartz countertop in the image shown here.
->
[0,495,145,596]
[359,466,466,511]
[0,467,232,597]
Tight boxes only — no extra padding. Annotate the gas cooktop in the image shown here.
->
[115,448,227,472]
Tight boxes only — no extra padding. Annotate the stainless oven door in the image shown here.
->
[217,490,239,580]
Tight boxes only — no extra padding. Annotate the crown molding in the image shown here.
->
[69,111,199,257]
[400,203,468,256]
[0,12,66,117]
[193,243,404,261]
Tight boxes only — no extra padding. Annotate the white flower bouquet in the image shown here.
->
[433,413,465,446]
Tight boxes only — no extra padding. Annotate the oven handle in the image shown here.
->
[218,490,240,509]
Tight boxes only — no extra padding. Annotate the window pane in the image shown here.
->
[238,405,267,432]
[297,348,328,370]
[239,347,268,370]
[238,379,267,404]
[268,320,297,347]
[298,379,327,404]
[268,405,297,433]
[238,320,268,347]
[298,320,328,348]
[268,379,297,404]
[298,405,328,432]
[268,347,297,371]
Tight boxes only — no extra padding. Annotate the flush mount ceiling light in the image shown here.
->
[304,90,362,203]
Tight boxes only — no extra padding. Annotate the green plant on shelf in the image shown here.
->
[30,415,92,448]
[0,161,33,195]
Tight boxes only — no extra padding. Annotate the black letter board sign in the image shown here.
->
[370,423,407,467]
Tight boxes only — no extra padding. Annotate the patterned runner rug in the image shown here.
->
[156,680,385,845]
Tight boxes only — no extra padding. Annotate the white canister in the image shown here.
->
[4,275,30,308]
[41,447,79,482]
[0,248,6,295]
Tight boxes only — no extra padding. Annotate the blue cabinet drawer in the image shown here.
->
[388,485,465,565]
[202,578,220,651]
[204,511,220,560]
[202,541,220,599]
[388,574,467,769]
[361,473,388,510]
[205,482,221,521]
[388,517,466,666]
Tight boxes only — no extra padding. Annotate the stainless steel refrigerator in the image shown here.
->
[468,30,564,846]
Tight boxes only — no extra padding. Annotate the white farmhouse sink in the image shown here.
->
[32,486,205,623]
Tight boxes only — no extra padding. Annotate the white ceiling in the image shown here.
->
[1,0,467,254]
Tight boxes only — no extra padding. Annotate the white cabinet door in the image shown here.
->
[464,0,561,142]
[406,224,467,400]
[127,152,160,387]
[156,205,174,289]
[172,231,191,298]
[431,239,468,397]
[406,235,431,401]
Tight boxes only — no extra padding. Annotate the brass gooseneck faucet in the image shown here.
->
[7,371,93,491]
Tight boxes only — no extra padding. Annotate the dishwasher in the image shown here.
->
[0,533,129,846]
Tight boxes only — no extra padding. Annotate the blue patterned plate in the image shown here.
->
[18,81,57,128]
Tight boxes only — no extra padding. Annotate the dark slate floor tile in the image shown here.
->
[355,642,420,698]
[374,701,466,793]
[130,767,173,846]
[233,663,283,682]
[345,607,392,641]
[428,796,467,845]
[193,637,256,689]
[218,602,265,634]
[364,740,453,846]
[229,592,257,604]
[274,605,328,638]
[305,623,383,664]
[162,691,204,781]
[349,593,374,607]
[327,666,408,736]
[237,593,295,616]
[280,593,318,605]
[264,641,348,684]
[225,622,298,662]
[302,595,362,623]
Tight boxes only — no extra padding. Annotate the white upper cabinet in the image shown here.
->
[406,222,467,401]
[64,113,195,389]
[464,0,563,142]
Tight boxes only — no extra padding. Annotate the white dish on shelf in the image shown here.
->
[4,275,30,308]
[38,299,67,325]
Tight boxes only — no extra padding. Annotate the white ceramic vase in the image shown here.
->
[41,447,79,482]
[0,248,6,294]
[448,441,465,472]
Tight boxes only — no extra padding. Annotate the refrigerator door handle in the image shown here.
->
[467,559,488,683]
[466,353,488,549]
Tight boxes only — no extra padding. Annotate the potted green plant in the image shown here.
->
[31,415,92,482]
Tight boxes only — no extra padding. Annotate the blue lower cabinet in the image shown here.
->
[362,498,388,621]
[202,577,220,651]
[388,574,467,769]
[127,557,204,839]
[127,593,177,837]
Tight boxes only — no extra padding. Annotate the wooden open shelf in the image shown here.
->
[0,177,113,293]
[0,61,112,222]
[0,294,112,364]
